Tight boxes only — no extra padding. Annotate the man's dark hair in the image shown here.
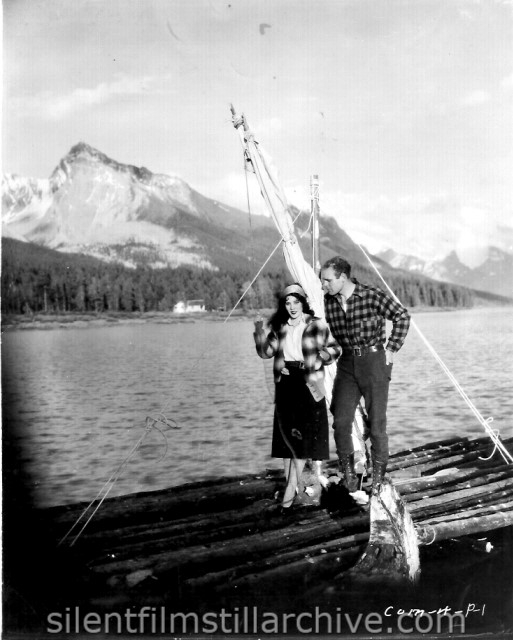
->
[321,256,352,278]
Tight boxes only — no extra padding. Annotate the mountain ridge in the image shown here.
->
[377,247,512,299]
[1,142,386,274]
[2,142,509,298]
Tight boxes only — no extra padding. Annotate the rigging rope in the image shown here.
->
[355,241,513,465]
[60,174,312,546]
[238,133,255,264]
[230,105,371,466]
[224,207,308,322]
[64,107,510,545]
[59,415,176,546]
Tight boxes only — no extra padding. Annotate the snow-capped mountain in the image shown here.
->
[2,142,277,270]
[460,247,513,297]
[4,142,511,299]
[2,174,53,240]
[2,142,383,274]
[377,249,472,282]
[378,248,512,298]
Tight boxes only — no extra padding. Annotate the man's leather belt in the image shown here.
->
[284,360,305,368]
[349,344,384,357]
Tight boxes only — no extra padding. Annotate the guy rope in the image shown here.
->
[355,241,512,466]
[231,104,511,467]
[61,105,511,548]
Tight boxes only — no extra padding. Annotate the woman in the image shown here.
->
[253,283,341,511]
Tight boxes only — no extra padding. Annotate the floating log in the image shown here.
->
[387,436,494,469]
[187,546,365,603]
[419,499,513,528]
[411,450,512,476]
[89,508,366,579]
[409,492,513,526]
[393,435,472,452]
[324,436,476,472]
[47,474,284,535]
[389,437,513,475]
[71,499,291,560]
[185,533,369,595]
[417,507,513,544]
[404,471,513,503]
[392,462,513,497]
[407,478,513,513]
[23,434,512,616]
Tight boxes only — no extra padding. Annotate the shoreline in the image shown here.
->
[0,303,505,331]
[0,310,249,331]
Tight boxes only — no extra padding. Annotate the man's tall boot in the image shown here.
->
[371,460,387,496]
[339,453,359,492]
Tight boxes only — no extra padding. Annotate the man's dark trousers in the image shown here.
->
[331,349,392,465]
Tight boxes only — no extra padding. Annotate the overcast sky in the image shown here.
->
[3,0,513,266]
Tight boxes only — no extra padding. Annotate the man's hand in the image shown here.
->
[386,349,394,366]
[315,350,329,370]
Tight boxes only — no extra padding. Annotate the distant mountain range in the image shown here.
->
[377,248,512,299]
[1,142,511,298]
[1,142,386,275]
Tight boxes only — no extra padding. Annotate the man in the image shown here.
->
[320,256,410,494]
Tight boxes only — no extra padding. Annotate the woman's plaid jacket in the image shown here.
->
[253,314,341,388]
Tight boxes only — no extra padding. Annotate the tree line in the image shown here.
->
[1,238,473,315]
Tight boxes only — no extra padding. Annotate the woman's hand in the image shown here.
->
[254,313,264,332]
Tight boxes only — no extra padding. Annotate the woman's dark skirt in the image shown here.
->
[271,367,329,460]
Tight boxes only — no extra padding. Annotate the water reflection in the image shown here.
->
[2,307,512,507]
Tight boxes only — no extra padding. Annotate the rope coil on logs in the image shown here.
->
[415,524,437,546]
[59,413,179,547]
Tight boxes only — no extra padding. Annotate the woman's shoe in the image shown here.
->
[278,505,295,516]
[263,503,294,518]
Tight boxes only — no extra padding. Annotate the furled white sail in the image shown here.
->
[231,106,334,392]
[231,106,368,466]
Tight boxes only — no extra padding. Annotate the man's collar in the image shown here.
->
[351,280,363,297]
[343,279,362,298]
[339,280,359,300]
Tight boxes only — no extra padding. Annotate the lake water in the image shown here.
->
[2,307,512,508]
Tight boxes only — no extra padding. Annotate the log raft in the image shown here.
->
[36,435,513,611]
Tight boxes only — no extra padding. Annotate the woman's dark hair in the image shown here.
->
[268,286,314,332]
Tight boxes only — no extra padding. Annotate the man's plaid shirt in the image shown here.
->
[254,314,341,385]
[325,280,410,353]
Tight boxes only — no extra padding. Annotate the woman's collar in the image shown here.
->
[287,312,306,326]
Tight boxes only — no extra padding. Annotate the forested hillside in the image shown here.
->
[1,238,474,315]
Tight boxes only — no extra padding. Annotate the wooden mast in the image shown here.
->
[310,174,321,274]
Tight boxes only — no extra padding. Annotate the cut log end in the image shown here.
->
[342,543,416,584]
[337,479,421,584]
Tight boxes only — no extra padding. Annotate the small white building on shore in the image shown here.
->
[173,299,206,313]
